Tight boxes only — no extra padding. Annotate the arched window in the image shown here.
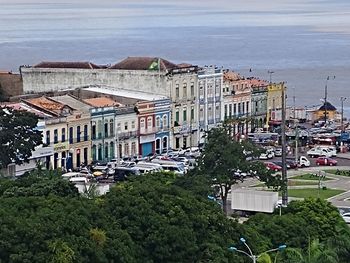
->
[163,114,168,128]
[104,142,109,159]
[110,142,115,159]
[140,118,145,129]
[156,116,161,128]
[109,119,114,136]
[147,116,153,128]
[162,136,168,150]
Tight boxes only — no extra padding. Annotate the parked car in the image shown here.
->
[264,162,282,172]
[259,151,274,160]
[286,160,298,169]
[274,148,282,157]
[315,157,337,166]
[342,212,350,224]
[307,148,332,158]
[273,161,290,170]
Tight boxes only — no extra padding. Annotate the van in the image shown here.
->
[316,146,337,157]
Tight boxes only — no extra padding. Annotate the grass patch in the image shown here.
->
[323,169,350,176]
[291,173,332,181]
[253,180,318,188]
[287,188,344,199]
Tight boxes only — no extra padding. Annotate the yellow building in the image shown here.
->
[266,82,286,128]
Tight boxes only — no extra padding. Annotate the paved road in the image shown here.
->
[229,165,350,210]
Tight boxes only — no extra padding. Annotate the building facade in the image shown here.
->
[197,66,223,144]
[249,78,268,131]
[266,82,286,129]
[223,71,252,137]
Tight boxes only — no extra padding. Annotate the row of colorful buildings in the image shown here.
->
[1,57,286,174]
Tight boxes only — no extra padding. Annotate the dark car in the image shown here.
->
[273,161,291,170]
[286,160,298,169]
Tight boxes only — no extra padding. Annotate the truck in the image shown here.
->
[307,147,332,158]
[231,189,279,213]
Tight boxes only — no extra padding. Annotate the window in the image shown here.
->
[229,104,232,117]
[98,144,102,160]
[162,136,168,150]
[242,102,245,114]
[124,143,129,156]
[191,106,195,120]
[92,145,97,161]
[131,121,135,129]
[162,115,168,128]
[104,122,108,137]
[110,142,114,159]
[61,128,66,142]
[69,127,73,144]
[109,119,114,136]
[46,130,50,145]
[117,122,121,132]
[199,107,204,120]
[131,142,136,156]
[53,129,58,144]
[76,126,81,143]
[190,82,194,97]
[140,118,145,129]
[183,83,187,98]
[104,143,109,159]
[175,83,179,98]
[246,101,250,113]
[92,123,96,140]
[183,107,187,122]
[97,120,102,139]
[156,116,161,128]
[84,125,88,141]
[224,105,228,118]
[123,122,128,131]
[175,109,179,123]
[147,116,153,128]
[238,103,241,114]
[234,104,237,115]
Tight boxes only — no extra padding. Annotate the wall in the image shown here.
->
[21,67,169,95]
[0,72,23,99]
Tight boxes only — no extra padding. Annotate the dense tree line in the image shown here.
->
[1,124,350,262]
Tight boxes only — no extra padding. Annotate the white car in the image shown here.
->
[342,213,350,224]
[259,152,274,160]
[307,148,332,158]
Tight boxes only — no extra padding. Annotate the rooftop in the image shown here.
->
[319,102,337,111]
[223,71,242,82]
[247,77,269,87]
[1,102,53,118]
[33,61,101,69]
[109,57,179,71]
[83,97,123,108]
[50,94,92,112]
[83,85,169,102]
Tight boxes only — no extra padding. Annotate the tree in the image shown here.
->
[197,127,280,214]
[0,107,42,169]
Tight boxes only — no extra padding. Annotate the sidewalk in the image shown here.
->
[337,152,350,160]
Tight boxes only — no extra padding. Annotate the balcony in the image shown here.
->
[139,127,157,135]
[117,131,138,140]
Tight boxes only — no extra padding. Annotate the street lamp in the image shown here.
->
[228,237,286,263]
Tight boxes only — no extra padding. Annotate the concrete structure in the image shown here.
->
[0,71,23,100]
[266,82,286,129]
[50,95,92,169]
[197,66,223,144]
[223,71,252,138]
[249,78,268,131]
[21,57,199,149]
[115,107,139,159]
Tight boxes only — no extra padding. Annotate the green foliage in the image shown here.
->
[0,107,42,169]
[197,127,281,213]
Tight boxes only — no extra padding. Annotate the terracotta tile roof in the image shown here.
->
[33,61,101,69]
[23,96,70,116]
[223,71,242,81]
[109,57,178,71]
[247,77,269,87]
[83,97,123,108]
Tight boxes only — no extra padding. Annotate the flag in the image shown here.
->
[148,59,160,70]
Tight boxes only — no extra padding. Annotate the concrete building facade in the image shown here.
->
[197,66,223,144]
[249,78,268,131]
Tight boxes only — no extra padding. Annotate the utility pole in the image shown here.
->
[324,76,335,125]
[281,83,288,206]
[293,91,298,164]
[341,97,346,133]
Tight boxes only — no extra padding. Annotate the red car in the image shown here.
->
[264,162,282,171]
[315,157,337,166]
